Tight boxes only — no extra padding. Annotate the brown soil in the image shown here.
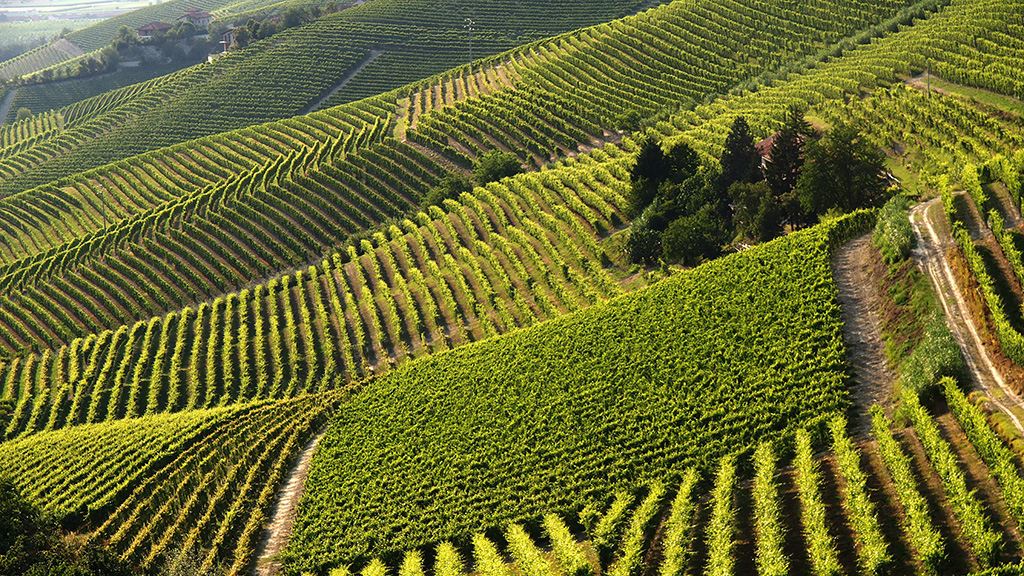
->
[253,429,326,576]
[817,456,861,575]
[832,234,897,435]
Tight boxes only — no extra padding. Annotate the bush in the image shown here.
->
[0,477,131,576]
[472,151,521,185]
[426,174,472,207]
[661,204,727,266]
[873,195,914,264]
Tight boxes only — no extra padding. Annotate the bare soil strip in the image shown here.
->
[909,198,1024,434]
[305,50,384,114]
[832,234,896,435]
[253,429,326,576]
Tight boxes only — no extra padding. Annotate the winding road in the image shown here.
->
[909,198,1024,433]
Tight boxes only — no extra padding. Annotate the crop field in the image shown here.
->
[2,0,1024,574]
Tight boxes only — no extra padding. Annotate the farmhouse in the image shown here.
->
[179,8,213,28]
[136,21,173,39]
[220,28,236,52]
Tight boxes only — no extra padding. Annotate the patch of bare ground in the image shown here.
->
[817,456,861,575]
[253,429,326,576]
[832,234,897,435]
[777,469,812,575]
[732,483,757,576]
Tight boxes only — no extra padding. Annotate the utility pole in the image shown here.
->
[465,18,475,74]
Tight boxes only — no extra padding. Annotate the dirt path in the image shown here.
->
[305,50,383,114]
[252,428,326,576]
[832,234,896,435]
[909,198,1024,434]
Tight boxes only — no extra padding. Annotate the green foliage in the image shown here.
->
[426,174,473,207]
[660,202,728,266]
[286,214,872,570]
[731,181,782,242]
[15,107,31,122]
[592,491,634,562]
[902,387,1002,567]
[764,105,813,226]
[705,454,737,576]
[656,471,698,576]
[794,429,841,576]
[752,442,789,576]
[609,483,665,576]
[398,550,424,576]
[543,514,592,576]
[943,378,1024,531]
[797,122,890,218]
[0,407,233,522]
[829,418,890,575]
[873,195,914,265]
[472,151,522,185]
[871,406,944,573]
[505,524,553,576]
[719,116,763,192]
[0,476,131,576]
[433,542,464,576]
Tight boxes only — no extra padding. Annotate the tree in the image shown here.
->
[231,26,251,49]
[624,220,661,266]
[283,7,307,28]
[0,477,131,575]
[796,123,890,218]
[764,105,814,226]
[730,181,781,242]
[426,173,473,206]
[627,137,667,217]
[718,116,762,191]
[472,150,521,185]
[661,203,727,266]
[113,25,139,50]
[15,107,31,122]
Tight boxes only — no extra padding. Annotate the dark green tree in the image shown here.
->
[0,477,131,575]
[627,137,667,217]
[283,7,306,28]
[718,116,762,191]
[231,26,251,49]
[764,105,814,226]
[472,150,521,185]
[426,173,473,206]
[796,123,890,217]
[730,181,781,242]
[661,203,727,266]
[624,220,661,266]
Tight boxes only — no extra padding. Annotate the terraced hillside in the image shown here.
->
[0,0,918,198]
[3,0,1024,574]
[0,0,665,195]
